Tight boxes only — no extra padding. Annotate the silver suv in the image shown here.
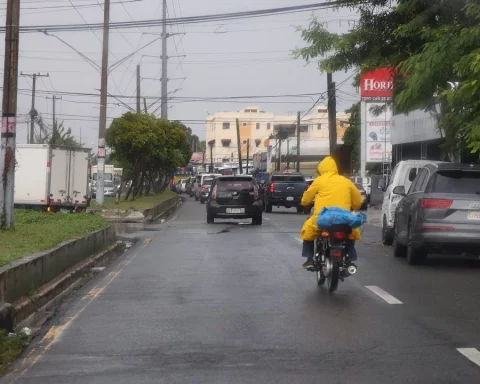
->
[392,163,480,265]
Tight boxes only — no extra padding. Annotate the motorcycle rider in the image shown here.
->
[299,156,364,269]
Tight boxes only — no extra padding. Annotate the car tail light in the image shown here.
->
[421,199,452,209]
[201,185,206,192]
[211,185,217,200]
[253,186,259,200]
[269,183,275,193]
[332,232,347,240]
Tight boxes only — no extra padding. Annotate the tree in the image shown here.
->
[33,113,81,147]
[295,0,480,160]
[199,140,206,152]
[342,102,360,172]
[106,112,192,200]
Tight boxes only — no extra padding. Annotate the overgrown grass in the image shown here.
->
[0,330,28,374]
[0,210,109,266]
[91,189,176,211]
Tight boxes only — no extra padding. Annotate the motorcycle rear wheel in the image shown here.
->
[327,262,340,292]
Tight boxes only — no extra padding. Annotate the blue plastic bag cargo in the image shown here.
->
[316,207,367,229]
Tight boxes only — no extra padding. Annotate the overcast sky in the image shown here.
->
[1,0,359,148]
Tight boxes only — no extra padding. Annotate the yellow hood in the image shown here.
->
[318,156,338,176]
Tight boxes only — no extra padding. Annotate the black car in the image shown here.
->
[206,175,263,225]
[393,163,480,264]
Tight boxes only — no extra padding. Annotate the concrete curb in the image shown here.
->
[14,241,126,333]
[0,226,117,331]
[88,195,180,223]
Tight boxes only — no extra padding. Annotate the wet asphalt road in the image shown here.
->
[3,198,480,383]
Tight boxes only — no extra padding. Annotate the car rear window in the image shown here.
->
[355,184,365,191]
[432,170,480,194]
[203,179,213,186]
[271,175,305,182]
[217,178,253,192]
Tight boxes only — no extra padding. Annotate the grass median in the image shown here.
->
[91,190,176,211]
[0,210,109,266]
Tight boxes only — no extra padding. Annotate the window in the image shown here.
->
[300,126,308,133]
[410,169,428,193]
[318,108,327,113]
[242,140,248,144]
[317,123,322,130]
[256,123,260,130]
[244,109,258,113]
[242,122,247,127]
[271,175,305,182]
[217,178,253,192]
[432,170,480,194]
[255,139,261,147]
[222,122,230,130]
[388,164,399,186]
[267,123,271,130]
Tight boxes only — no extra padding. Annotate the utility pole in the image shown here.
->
[327,73,337,157]
[80,127,82,147]
[0,0,20,228]
[246,138,250,174]
[160,0,168,119]
[143,98,148,113]
[209,142,213,173]
[97,0,111,205]
[277,138,282,172]
[236,118,243,174]
[21,72,49,144]
[286,139,290,170]
[296,111,301,172]
[136,64,141,113]
[46,95,61,143]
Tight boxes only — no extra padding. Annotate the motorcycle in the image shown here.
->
[309,224,357,292]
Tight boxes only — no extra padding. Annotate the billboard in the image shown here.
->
[360,68,393,99]
[190,152,205,163]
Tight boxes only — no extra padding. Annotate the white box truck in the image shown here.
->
[15,144,91,212]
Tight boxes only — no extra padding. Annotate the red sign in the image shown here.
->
[190,152,205,163]
[360,68,393,98]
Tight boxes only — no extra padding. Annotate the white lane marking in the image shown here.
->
[457,348,480,367]
[295,238,302,243]
[264,217,271,221]
[365,286,403,304]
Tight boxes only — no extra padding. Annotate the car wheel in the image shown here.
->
[200,198,205,204]
[265,203,272,213]
[407,226,427,265]
[382,216,394,246]
[252,215,263,225]
[195,195,199,201]
[296,206,303,214]
[392,221,406,258]
[207,213,214,224]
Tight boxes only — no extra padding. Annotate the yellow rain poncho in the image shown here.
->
[300,156,364,241]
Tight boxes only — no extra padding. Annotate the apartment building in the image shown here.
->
[205,105,349,164]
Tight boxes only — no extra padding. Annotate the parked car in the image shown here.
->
[206,175,263,225]
[263,171,308,213]
[176,179,188,194]
[392,163,480,265]
[378,160,446,246]
[199,178,214,204]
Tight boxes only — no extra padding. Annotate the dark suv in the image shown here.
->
[392,163,480,264]
[206,175,263,225]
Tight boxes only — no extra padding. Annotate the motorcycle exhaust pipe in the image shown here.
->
[347,265,357,275]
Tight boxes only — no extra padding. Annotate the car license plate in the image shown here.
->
[227,208,244,214]
[286,196,294,201]
[467,211,480,220]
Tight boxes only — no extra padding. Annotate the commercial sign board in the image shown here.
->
[360,68,394,172]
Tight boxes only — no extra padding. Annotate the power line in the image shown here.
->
[7,1,346,33]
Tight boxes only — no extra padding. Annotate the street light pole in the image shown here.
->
[0,0,20,229]
[160,0,168,119]
[96,0,111,205]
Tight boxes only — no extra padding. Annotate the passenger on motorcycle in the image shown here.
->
[299,156,364,269]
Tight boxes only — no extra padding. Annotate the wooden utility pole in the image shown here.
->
[246,138,250,174]
[277,136,282,171]
[209,142,214,173]
[296,111,301,172]
[327,73,337,156]
[143,98,148,113]
[0,0,20,228]
[96,0,111,205]
[236,118,243,174]
[21,72,49,144]
[136,64,141,113]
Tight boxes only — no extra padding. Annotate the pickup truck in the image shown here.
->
[263,172,309,213]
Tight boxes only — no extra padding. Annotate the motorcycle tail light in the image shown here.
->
[332,232,347,240]
[321,232,329,237]
[331,250,342,258]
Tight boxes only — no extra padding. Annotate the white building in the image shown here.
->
[205,105,349,164]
